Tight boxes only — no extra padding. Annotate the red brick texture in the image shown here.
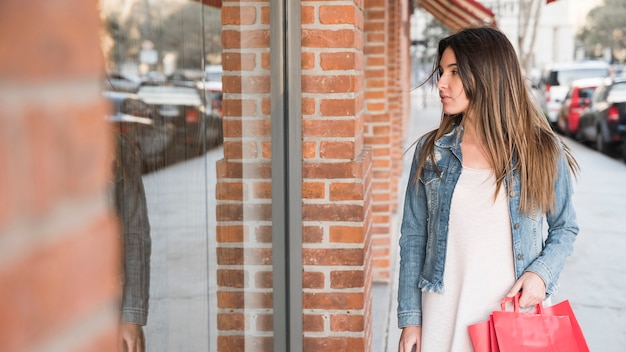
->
[216,2,274,351]
[302,1,374,350]
[364,0,393,282]
[0,1,120,351]
[216,0,409,350]
[392,0,412,211]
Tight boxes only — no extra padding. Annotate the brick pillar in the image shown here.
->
[363,0,393,282]
[0,1,119,352]
[216,2,274,351]
[388,0,410,215]
[301,1,373,350]
[397,0,411,184]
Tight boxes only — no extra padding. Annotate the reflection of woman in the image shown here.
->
[113,133,151,352]
[397,26,580,352]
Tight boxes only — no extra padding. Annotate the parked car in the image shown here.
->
[577,76,626,159]
[104,72,142,93]
[136,83,223,156]
[196,80,224,144]
[204,64,223,82]
[167,70,203,89]
[141,71,168,85]
[103,91,175,171]
[538,61,610,127]
[556,77,605,137]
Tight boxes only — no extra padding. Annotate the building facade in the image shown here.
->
[0,0,411,351]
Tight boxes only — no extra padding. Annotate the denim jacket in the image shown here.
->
[397,126,579,328]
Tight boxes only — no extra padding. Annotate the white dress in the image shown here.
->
[420,167,516,352]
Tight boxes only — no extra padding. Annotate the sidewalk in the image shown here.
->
[375,89,626,352]
[372,88,442,352]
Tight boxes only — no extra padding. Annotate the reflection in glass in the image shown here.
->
[100,0,278,349]
[100,0,224,350]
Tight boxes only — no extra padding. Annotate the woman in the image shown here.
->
[397,26,579,352]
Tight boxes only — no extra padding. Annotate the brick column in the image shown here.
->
[301,2,373,350]
[0,1,119,351]
[388,0,410,214]
[363,0,393,282]
[216,1,274,351]
[217,1,377,350]
[396,0,411,190]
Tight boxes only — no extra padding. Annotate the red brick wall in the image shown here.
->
[363,0,410,282]
[0,1,120,351]
[217,0,376,350]
[216,1,274,351]
[217,0,409,350]
[302,2,374,349]
[391,0,411,216]
[363,0,392,282]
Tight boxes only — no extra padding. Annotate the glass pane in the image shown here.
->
[99,1,273,350]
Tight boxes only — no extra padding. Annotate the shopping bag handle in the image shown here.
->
[500,292,544,314]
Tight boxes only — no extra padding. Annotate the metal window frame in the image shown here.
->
[270,0,302,351]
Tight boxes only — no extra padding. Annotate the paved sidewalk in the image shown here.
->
[372,89,441,352]
[376,89,626,352]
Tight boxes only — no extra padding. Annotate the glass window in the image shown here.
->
[100,1,276,350]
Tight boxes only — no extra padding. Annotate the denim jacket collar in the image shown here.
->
[433,124,519,174]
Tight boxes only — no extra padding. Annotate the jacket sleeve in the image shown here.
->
[525,149,579,295]
[397,144,430,327]
[115,135,152,326]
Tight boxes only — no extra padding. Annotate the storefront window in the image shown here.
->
[99,1,276,350]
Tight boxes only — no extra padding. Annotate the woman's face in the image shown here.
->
[437,47,469,115]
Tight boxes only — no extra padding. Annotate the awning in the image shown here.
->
[417,0,496,31]
[196,0,222,8]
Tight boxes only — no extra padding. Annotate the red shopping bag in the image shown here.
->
[543,299,590,352]
[468,314,500,352]
[492,294,582,352]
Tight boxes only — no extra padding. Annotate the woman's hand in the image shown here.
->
[506,271,546,308]
[118,323,145,352]
[398,325,421,352]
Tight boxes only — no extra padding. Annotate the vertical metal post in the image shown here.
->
[271,0,302,351]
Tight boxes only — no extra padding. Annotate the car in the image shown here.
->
[538,61,610,127]
[204,64,223,82]
[196,80,223,117]
[104,72,142,93]
[577,76,626,159]
[167,70,203,89]
[141,71,168,85]
[103,91,175,171]
[196,80,224,144]
[136,83,223,156]
[556,77,605,137]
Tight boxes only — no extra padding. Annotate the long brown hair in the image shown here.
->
[414,26,578,214]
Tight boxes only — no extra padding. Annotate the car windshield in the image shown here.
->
[577,87,595,99]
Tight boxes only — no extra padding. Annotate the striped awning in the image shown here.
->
[417,0,496,31]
